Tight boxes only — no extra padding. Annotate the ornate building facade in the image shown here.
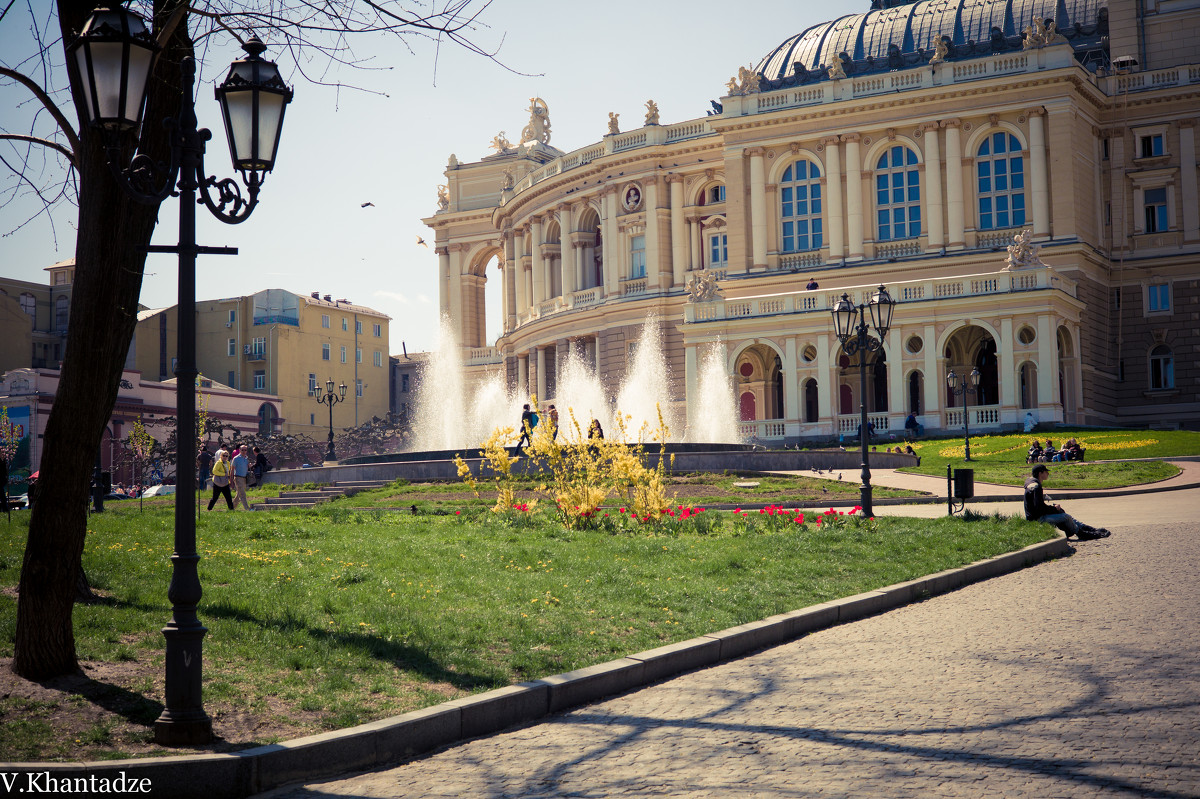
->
[424,0,1199,441]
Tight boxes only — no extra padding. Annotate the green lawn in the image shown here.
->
[902,428,1198,488]
[0,502,1053,761]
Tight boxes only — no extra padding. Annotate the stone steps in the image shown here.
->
[252,480,392,511]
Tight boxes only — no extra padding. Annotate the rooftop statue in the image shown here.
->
[607,112,620,135]
[1005,229,1046,269]
[726,65,762,96]
[687,269,724,303]
[644,99,660,126]
[827,55,847,80]
[490,131,513,154]
[1022,18,1060,50]
[929,36,949,65]
[520,97,552,146]
[436,185,449,212]
[501,170,514,191]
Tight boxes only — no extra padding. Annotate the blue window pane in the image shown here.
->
[996,196,1009,212]
[797,200,808,215]
[980,176,991,193]
[978,162,991,179]
[782,201,792,216]
[1013,195,1025,211]
[812,184,821,199]
[877,174,888,191]
[908,185,920,203]
[996,173,1008,192]
[980,197,992,214]
[781,187,792,202]
[782,165,792,182]
[979,138,991,157]
[796,185,808,200]
[812,197,821,213]
[783,221,794,237]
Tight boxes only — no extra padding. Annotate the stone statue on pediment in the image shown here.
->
[687,270,724,303]
[644,100,660,126]
[1022,18,1060,50]
[490,131,513,154]
[607,112,620,135]
[1005,229,1046,269]
[725,66,762,96]
[520,97,552,146]
[929,36,949,65]
[436,185,449,211]
[827,56,846,80]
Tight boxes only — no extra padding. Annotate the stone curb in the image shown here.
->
[0,535,1071,799]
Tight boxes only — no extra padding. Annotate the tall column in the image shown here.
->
[783,337,799,424]
[1180,121,1199,241]
[816,334,832,433]
[531,216,545,304]
[646,179,663,290]
[999,318,1016,411]
[942,119,964,249]
[513,230,527,318]
[688,214,703,270]
[670,175,686,287]
[436,246,451,318]
[748,147,768,269]
[684,344,698,433]
[603,189,619,294]
[447,244,463,334]
[823,137,845,260]
[922,323,940,421]
[885,331,904,421]
[518,354,528,398]
[502,233,516,331]
[1036,313,1057,418]
[558,204,574,299]
[1028,108,1050,238]
[923,124,944,250]
[843,134,864,259]
[574,240,587,296]
[536,346,547,404]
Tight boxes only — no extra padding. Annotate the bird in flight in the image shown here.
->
[361,202,375,208]
[416,236,428,247]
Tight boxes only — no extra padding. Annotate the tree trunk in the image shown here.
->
[13,0,190,680]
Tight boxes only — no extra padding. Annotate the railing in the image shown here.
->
[836,413,891,436]
[622,277,648,296]
[466,346,503,365]
[977,227,1022,249]
[876,240,922,259]
[571,287,603,306]
[682,265,1077,324]
[538,297,563,316]
[738,420,787,440]
[779,251,823,269]
[944,405,1002,430]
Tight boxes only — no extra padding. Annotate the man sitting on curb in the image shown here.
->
[1024,464,1110,540]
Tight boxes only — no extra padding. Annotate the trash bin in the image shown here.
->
[953,468,974,500]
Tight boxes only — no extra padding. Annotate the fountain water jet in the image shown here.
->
[690,340,740,443]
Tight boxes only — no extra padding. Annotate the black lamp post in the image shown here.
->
[68,5,293,746]
[831,285,896,518]
[313,378,347,463]
[946,367,981,461]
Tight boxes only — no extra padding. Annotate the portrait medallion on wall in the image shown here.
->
[621,183,643,212]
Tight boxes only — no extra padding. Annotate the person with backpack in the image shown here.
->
[1024,464,1110,540]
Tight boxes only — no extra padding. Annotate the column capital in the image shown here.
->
[840,132,861,143]
[745,146,766,158]
[556,202,570,213]
[1178,119,1197,129]
[530,214,544,226]
[666,173,685,184]
[1026,106,1047,118]
[434,246,449,257]
[820,136,841,148]
[939,118,962,129]
[764,183,778,193]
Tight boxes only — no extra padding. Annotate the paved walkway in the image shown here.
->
[773,459,1200,499]
[259,488,1200,798]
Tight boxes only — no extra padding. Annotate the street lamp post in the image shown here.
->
[945,367,981,461]
[313,378,347,463]
[831,285,897,518]
[68,5,293,746]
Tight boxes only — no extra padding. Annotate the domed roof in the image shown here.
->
[755,0,1108,86]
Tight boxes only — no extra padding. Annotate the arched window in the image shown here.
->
[977,132,1026,230]
[258,403,278,436]
[803,379,819,423]
[55,295,69,331]
[19,293,36,321]
[875,146,920,241]
[780,160,822,253]
[1150,345,1174,390]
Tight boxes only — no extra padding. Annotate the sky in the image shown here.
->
[1,0,830,354]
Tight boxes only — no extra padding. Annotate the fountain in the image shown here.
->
[409,314,739,451]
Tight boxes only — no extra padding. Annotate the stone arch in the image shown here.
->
[463,243,504,348]
[575,205,603,290]
[863,135,923,170]
[731,341,785,421]
[768,148,825,185]
[939,322,1001,408]
[691,172,727,206]
[1057,324,1079,420]
[1017,360,1039,409]
[802,377,819,423]
[906,368,924,414]
[963,120,1029,159]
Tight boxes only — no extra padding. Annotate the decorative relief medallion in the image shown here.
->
[621,183,643,212]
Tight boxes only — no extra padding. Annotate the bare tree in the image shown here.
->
[5,0,508,680]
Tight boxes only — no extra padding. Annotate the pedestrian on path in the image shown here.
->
[207,451,234,511]
[231,446,252,510]
[1024,464,1110,540]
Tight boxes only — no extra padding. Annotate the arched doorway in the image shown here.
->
[907,371,923,414]
[943,325,999,411]
[733,344,783,422]
[739,392,756,422]
[1019,362,1038,409]
[258,403,277,436]
[1057,325,1078,422]
[803,378,819,423]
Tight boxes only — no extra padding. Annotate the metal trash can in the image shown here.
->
[952,468,974,500]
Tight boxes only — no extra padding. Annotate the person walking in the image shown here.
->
[548,405,559,441]
[231,446,252,510]
[207,450,234,511]
[517,404,534,448]
[252,446,270,486]
[1024,464,1110,540]
[197,442,213,489]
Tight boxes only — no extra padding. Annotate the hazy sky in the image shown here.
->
[2,0,829,353]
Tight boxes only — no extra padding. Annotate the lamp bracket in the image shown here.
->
[841,331,882,357]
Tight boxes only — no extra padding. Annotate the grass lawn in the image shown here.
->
[333,471,924,512]
[0,500,1053,761]
[901,428,1199,488]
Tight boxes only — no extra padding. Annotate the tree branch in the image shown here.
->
[0,66,81,160]
[0,133,76,166]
